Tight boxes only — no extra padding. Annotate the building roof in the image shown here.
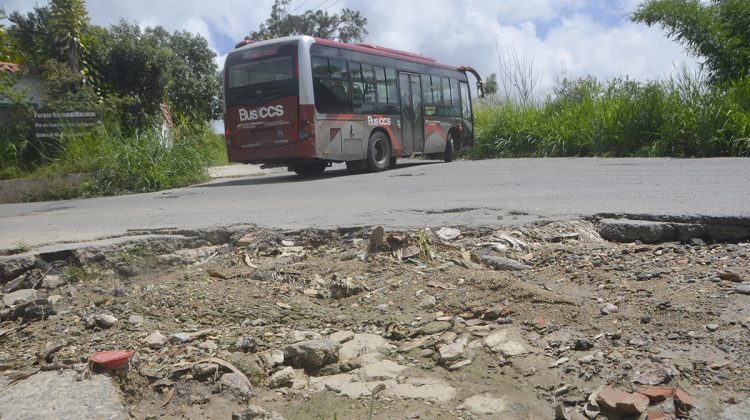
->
[0,62,22,72]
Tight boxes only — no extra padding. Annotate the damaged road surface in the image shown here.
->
[1,220,750,419]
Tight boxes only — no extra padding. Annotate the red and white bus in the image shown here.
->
[223,35,483,175]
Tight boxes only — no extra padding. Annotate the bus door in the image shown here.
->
[459,81,474,147]
[398,72,424,155]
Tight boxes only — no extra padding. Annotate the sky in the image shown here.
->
[3,0,699,96]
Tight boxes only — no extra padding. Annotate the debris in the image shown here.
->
[596,385,649,415]
[477,255,531,271]
[632,367,671,386]
[437,227,461,241]
[426,280,456,290]
[219,372,254,401]
[89,350,135,370]
[368,226,387,253]
[145,331,168,349]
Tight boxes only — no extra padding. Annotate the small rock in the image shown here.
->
[523,367,536,376]
[482,303,506,320]
[11,298,55,322]
[287,330,322,343]
[127,314,144,325]
[2,289,37,307]
[219,372,254,401]
[438,340,466,363]
[227,352,266,386]
[280,240,295,247]
[674,389,695,415]
[40,274,67,289]
[329,330,355,344]
[144,331,168,349]
[706,323,719,332]
[437,227,460,241]
[735,284,750,295]
[448,359,472,371]
[418,294,437,310]
[302,288,320,298]
[462,394,508,415]
[171,332,192,343]
[420,320,452,335]
[268,366,295,388]
[94,314,118,328]
[478,255,531,271]
[284,339,341,369]
[632,367,671,386]
[718,270,742,282]
[368,226,387,252]
[192,362,219,381]
[232,405,285,420]
[236,335,262,352]
[375,304,389,312]
[550,357,569,368]
[600,303,619,315]
[199,340,218,352]
[271,350,285,366]
[47,295,63,305]
[554,384,572,397]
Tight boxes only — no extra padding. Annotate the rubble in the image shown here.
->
[0,222,745,419]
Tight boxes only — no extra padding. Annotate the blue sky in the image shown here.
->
[3,0,698,95]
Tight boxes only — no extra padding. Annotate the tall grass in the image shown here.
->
[45,122,219,196]
[471,72,750,158]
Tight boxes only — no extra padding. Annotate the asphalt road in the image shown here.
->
[1,158,748,249]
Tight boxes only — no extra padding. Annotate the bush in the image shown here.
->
[471,73,750,158]
[49,122,215,196]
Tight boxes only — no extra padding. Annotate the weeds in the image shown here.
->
[472,73,750,158]
[9,241,32,254]
[64,266,98,282]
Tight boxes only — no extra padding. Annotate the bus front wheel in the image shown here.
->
[367,132,391,172]
[444,131,460,162]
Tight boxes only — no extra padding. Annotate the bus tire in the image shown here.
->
[444,132,455,162]
[367,132,391,172]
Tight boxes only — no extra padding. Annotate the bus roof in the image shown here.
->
[232,35,461,72]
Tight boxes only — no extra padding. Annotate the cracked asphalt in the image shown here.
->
[0,158,748,249]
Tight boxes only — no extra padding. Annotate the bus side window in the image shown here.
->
[362,65,376,103]
[350,62,364,103]
[385,68,398,104]
[312,55,351,114]
[450,79,460,117]
[375,66,387,104]
[422,75,435,116]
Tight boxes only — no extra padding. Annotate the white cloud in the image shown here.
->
[3,0,698,93]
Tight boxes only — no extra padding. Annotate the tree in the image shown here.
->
[49,0,88,73]
[250,0,367,43]
[7,6,56,66]
[484,74,498,96]
[632,0,750,83]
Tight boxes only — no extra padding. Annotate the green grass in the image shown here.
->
[471,74,750,158]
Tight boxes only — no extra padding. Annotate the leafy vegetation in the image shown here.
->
[473,0,750,159]
[249,0,367,43]
[1,1,223,195]
[471,73,750,158]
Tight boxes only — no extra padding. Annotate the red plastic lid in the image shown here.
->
[89,351,135,369]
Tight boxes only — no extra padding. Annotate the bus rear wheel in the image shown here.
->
[367,132,391,172]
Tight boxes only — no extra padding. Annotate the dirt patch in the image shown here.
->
[1,220,749,419]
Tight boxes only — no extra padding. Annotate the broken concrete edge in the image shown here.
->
[590,213,750,244]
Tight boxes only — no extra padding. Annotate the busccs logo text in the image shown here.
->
[239,105,284,122]
[367,116,391,126]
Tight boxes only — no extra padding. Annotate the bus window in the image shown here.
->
[329,58,348,79]
[350,62,364,102]
[312,56,328,77]
[450,79,460,116]
[441,77,452,106]
[422,75,434,105]
[362,65,376,103]
[385,68,398,104]
[375,66,387,104]
[312,56,351,114]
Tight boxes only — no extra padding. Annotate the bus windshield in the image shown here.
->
[225,44,297,106]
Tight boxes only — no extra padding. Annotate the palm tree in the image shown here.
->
[49,0,88,73]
